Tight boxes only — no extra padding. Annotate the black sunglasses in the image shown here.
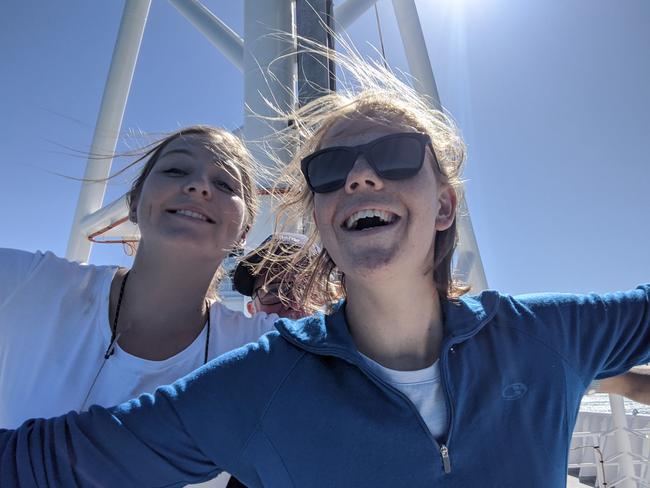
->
[300,132,440,194]
[252,282,289,306]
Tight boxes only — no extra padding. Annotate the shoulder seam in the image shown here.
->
[237,348,308,461]
[492,324,585,387]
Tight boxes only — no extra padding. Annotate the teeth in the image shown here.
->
[175,209,209,222]
[344,209,396,230]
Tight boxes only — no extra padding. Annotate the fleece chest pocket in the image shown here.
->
[453,330,570,437]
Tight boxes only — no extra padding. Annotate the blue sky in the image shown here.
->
[1,0,649,295]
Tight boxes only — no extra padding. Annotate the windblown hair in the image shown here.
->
[263,38,470,307]
[244,239,333,315]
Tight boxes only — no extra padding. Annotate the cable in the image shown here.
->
[374,3,389,69]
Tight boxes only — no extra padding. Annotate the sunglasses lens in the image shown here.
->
[302,134,429,193]
[255,283,289,306]
[370,135,425,179]
[305,149,354,193]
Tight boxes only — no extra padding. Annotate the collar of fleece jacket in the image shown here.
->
[273,290,501,358]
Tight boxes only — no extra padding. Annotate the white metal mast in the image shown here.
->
[65,0,488,293]
[65,0,151,262]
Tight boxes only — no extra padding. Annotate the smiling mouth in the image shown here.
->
[167,209,215,224]
[342,209,399,231]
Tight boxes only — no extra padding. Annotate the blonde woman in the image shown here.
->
[1,53,649,487]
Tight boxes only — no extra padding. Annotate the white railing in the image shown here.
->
[570,422,650,487]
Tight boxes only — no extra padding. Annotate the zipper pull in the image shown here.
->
[439,444,452,474]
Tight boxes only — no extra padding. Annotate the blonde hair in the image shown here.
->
[266,40,470,305]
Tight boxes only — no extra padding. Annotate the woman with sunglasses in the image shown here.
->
[1,51,649,487]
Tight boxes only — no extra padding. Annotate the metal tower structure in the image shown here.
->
[64,0,487,293]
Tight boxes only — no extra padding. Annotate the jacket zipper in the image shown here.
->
[278,302,499,477]
[287,341,456,474]
[361,365,454,474]
[276,296,500,477]
[439,444,451,474]
[435,318,498,475]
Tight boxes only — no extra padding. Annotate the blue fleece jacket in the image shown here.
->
[1,286,649,487]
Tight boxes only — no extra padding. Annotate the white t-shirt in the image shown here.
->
[360,353,448,441]
[0,248,276,427]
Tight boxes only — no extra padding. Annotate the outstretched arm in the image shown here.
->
[0,385,220,487]
[514,285,650,383]
[597,367,650,405]
[0,333,292,487]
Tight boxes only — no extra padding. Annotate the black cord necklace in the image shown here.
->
[203,299,211,364]
[82,270,212,410]
[105,270,211,363]
[104,269,129,359]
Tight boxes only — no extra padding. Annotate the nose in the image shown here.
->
[345,155,384,193]
[183,174,212,199]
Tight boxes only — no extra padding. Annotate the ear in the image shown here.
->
[435,184,457,231]
[246,301,255,315]
[239,224,250,246]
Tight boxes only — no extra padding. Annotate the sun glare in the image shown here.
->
[418,0,478,16]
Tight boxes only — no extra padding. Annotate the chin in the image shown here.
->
[159,234,223,259]
[339,248,400,278]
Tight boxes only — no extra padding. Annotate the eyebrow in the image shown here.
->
[160,148,236,169]
[159,147,243,181]
[159,147,193,158]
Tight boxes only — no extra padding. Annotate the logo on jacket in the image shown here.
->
[502,382,528,400]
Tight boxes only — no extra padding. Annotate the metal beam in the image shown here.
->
[608,395,637,488]
[168,0,244,71]
[391,0,441,109]
[242,0,296,246]
[456,204,488,292]
[334,0,379,30]
[390,0,485,291]
[65,0,151,262]
[296,0,336,107]
[79,194,139,241]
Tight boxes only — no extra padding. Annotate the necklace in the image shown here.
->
[81,270,212,410]
[104,269,130,359]
[106,270,211,363]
